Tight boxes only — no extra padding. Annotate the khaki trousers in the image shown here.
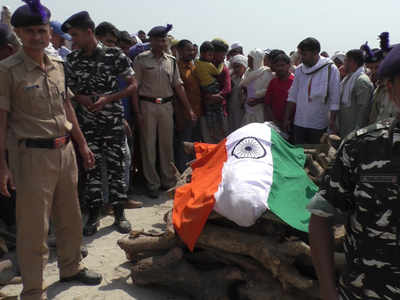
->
[9,142,83,300]
[140,101,176,191]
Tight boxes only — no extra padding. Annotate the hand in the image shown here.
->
[79,144,95,170]
[189,110,198,123]
[75,95,93,109]
[90,96,109,112]
[247,98,259,107]
[283,119,291,133]
[206,93,224,104]
[329,121,338,135]
[0,165,15,198]
[123,119,133,138]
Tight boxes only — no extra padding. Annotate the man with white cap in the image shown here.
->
[48,20,71,60]
[227,41,243,59]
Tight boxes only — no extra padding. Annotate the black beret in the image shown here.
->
[365,48,384,64]
[0,24,12,47]
[11,1,51,28]
[61,11,94,33]
[378,45,400,79]
[148,24,172,38]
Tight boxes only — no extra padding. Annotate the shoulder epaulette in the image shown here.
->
[339,118,394,150]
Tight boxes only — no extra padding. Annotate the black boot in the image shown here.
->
[83,207,101,236]
[113,204,132,234]
[60,268,102,285]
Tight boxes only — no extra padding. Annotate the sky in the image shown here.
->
[4,0,400,55]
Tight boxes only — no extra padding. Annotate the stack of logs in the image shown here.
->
[117,133,345,300]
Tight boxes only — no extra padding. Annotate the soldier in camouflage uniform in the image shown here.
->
[62,12,136,236]
[308,44,400,300]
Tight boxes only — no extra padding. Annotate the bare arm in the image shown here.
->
[0,110,14,197]
[309,214,339,300]
[283,102,296,132]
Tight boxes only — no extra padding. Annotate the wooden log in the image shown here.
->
[132,247,245,300]
[196,224,314,290]
[117,234,177,260]
[0,259,16,285]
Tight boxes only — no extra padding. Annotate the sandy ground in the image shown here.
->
[0,193,189,300]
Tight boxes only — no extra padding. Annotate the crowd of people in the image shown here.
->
[1,1,400,300]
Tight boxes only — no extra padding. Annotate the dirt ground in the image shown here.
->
[0,193,190,300]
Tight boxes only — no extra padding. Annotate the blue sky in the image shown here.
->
[5,0,400,54]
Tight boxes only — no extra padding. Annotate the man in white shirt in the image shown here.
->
[283,38,340,144]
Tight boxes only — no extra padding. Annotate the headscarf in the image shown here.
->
[230,54,248,68]
[240,49,267,87]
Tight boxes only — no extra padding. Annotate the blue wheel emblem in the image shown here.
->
[232,137,266,159]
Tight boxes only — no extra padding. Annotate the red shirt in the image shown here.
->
[264,74,294,122]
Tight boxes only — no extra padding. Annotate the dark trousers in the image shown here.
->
[293,125,326,145]
[79,114,127,209]
[174,120,202,173]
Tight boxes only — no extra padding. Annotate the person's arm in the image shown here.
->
[91,50,138,112]
[175,84,197,122]
[283,102,296,133]
[328,66,340,133]
[218,65,232,99]
[64,98,95,170]
[283,73,299,132]
[264,83,277,122]
[354,78,374,129]
[0,110,14,198]
[309,215,339,300]
[0,68,14,197]
[91,76,137,112]
[308,139,357,300]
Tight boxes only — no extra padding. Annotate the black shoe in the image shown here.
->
[113,205,132,234]
[80,245,88,258]
[60,268,102,285]
[83,207,101,237]
[147,189,160,199]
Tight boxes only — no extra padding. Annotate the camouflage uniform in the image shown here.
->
[308,118,400,300]
[65,42,134,209]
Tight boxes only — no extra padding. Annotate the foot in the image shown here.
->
[147,189,160,199]
[83,207,101,237]
[80,246,88,258]
[124,200,143,209]
[113,205,132,234]
[60,268,102,285]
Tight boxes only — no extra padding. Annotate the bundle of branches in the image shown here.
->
[117,134,344,299]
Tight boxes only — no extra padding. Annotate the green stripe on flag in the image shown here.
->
[268,130,318,232]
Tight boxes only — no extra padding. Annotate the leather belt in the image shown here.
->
[23,135,71,149]
[140,96,173,104]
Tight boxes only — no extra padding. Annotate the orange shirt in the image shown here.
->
[178,60,203,118]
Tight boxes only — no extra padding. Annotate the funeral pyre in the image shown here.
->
[117,133,345,300]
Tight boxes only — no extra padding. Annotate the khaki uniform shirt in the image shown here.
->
[0,49,72,148]
[133,50,183,98]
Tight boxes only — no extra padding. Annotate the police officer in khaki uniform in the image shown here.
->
[0,2,101,300]
[133,24,197,198]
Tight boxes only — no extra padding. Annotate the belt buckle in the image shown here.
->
[54,136,67,148]
[155,98,163,104]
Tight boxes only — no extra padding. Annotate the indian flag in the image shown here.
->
[173,122,318,251]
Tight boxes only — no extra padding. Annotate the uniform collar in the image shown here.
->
[77,42,105,58]
[19,48,56,72]
[149,50,168,60]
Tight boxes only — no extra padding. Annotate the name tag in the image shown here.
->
[360,175,398,183]
[24,85,39,91]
